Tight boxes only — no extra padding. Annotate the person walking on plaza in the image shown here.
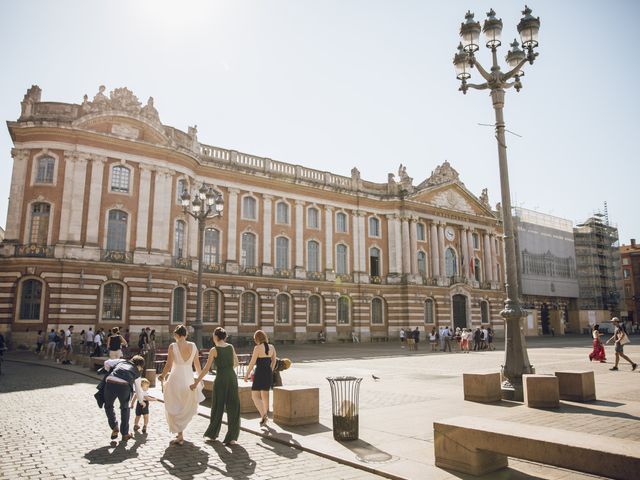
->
[443,325,452,352]
[192,327,240,445]
[130,377,156,433]
[92,329,103,357]
[244,330,276,428]
[400,328,406,349]
[107,327,127,359]
[158,324,204,446]
[102,354,148,442]
[473,327,482,351]
[85,328,94,355]
[60,325,74,364]
[45,329,57,359]
[35,330,44,354]
[413,327,420,351]
[606,318,637,371]
[55,329,65,363]
[429,328,437,351]
[351,330,360,343]
[589,324,606,363]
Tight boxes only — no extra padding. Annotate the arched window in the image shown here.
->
[275,236,289,270]
[242,196,257,220]
[369,217,380,237]
[417,251,427,276]
[481,301,489,324]
[369,247,380,276]
[29,203,51,245]
[474,258,482,282]
[276,294,290,324]
[204,228,220,265]
[172,286,185,323]
[276,201,289,224]
[416,223,425,241]
[103,283,124,321]
[107,210,128,251]
[445,248,457,276]
[307,240,320,272]
[371,297,384,324]
[36,157,55,183]
[241,292,257,324]
[176,178,188,204]
[307,207,319,229]
[19,279,43,320]
[336,212,347,233]
[308,295,322,324]
[241,232,257,267]
[336,244,348,275]
[337,296,350,324]
[203,289,220,323]
[174,220,186,258]
[111,165,130,193]
[424,299,435,324]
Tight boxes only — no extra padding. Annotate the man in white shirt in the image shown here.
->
[61,325,74,364]
[93,330,102,357]
[481,327,489,350]
[85,328,95,355]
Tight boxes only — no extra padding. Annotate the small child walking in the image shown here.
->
[130,378,156,433]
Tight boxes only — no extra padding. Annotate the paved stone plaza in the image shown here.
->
[2,336,639,479]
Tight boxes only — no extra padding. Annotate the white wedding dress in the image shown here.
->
[163,342,204,433]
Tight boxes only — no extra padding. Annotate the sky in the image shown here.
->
[0,0,638,243]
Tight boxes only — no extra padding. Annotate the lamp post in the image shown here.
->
[181,184,224,348]
[453,6,540,400]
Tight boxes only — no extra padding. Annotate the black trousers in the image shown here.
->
[104,382,131,436]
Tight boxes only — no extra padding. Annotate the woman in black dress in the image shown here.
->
[244,330,276,427]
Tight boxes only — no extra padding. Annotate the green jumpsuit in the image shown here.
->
[204,344,240,443]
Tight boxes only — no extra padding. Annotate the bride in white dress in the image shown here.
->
[158,324,204,445]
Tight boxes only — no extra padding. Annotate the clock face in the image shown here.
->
[445,226,455,241]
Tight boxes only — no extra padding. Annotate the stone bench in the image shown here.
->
[273,385,319,426]
[523,374,559,408]
[555,370,596,402]
[463,372,501,403]
[194,373,258,413]
[193,373,216,399]
[434,416,640,479]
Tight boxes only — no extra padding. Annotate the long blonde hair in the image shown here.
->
[254,329,269,345]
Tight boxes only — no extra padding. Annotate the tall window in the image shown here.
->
[417,251,427,276]
[336,212,347,233]
[172,287,185,323]
[19,279,43,320]
[242,196,257,220]
[474,258,482,282]
[36,157,55,183]
[337,296,350,324]
[371,297,384,324]
[275,237,289,270]
[241,292,256,324]
[496,264,501,282]
[472,233,480,249]
[203,289,219,323]
[307,241,320,272]
[369,217,380,237]
[276,202,289,224]
[416,223,425,241]
[336,244,348,275]
[204,229,220,265]
[111,165,130,193]
[29,203,51,245]
[241,233,257,267]
[176,179,188,204]
[307,207,319,228]
[370,247,380,276]
[276,294,290,324]
[445,248,457,276]
[308,295,321,324]
[174,220,186,258]
[481,301,489,324]
[107,210,128,251]
[424,299,434,324]
[103,283,124,321]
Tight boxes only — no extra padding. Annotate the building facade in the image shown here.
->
[0,85,506,345]
[620,239,640,325]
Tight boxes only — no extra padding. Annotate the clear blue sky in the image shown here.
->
[1,0,637,243]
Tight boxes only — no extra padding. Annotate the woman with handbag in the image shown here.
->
[606,318,637,371]
[588,324,606,363]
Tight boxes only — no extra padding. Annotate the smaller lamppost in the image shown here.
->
[181,184,224,348]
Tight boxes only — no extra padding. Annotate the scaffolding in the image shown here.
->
[574,213,623,312]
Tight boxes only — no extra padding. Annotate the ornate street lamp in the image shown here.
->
[453,6,541,400]
[181,184,224,348]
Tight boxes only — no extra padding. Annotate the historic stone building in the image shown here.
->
[0,85,506,344]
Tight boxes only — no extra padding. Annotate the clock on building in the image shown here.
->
[445,226,455,241]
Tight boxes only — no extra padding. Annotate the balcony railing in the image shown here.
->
[14,244,54,258]
[370,275,382,284]
[336,274,353,283]
[424,277,438,286]
[479,281,492,290]
[101,249,133,264]
[203,263,224,273]
[307,271,325,281]
[172,256,193,270]
[274,268,292,278]
[240,265,259,276]
[450,276,467,285]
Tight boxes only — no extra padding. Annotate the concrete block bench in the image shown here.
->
[434,415,640,479]
[555,370,596,402]
[193,373,215,399]
[273,385,319,426]
[523,374,559,408]
[463,372,501,403]
[192,373,257,412]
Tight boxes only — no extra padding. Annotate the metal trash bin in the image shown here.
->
[326,376,362,441]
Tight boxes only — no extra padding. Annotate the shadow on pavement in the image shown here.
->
[270,421,332,436]
[0,359,96,393]
[338,438,395,464]
[160,442,210,480]
[256,433,301,460]
[208,441,256,479]
[84,437,145,464]
[555,402,640,422]
[443,466,549,480]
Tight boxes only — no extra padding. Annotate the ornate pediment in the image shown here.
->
[409,183,495,217]
[418,160,460,189]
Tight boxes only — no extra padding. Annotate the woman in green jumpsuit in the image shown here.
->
[191,327,240,445]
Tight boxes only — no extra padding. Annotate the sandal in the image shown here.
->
[142,426,147,434]
[133,425,140,432]
[110,427,119,440]
[170,438,184,446]
[224,440,238,446]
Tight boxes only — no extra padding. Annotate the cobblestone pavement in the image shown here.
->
[0,362,383,480]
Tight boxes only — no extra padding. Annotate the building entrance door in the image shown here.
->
[452,294,467,330]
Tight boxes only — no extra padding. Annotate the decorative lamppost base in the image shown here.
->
[501,380,524,402]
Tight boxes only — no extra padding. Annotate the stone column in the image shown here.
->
[226,188,239,262]
[467,229,475,277]
[430,222,440,277]
[58,151,78,243]
[85,155,107,245]
[67,155,88,243]
[150,168,174,252]
[357,213,366,273]
[325,206,334,271]
[483,233,493,282]
[386,215,398,274]
[401,217,411,275]
[262,195,273,265]
[295,200,304,269]
[4,149,30,242]
[188,214,198,258]
[409,216,418,275]
[438,223,446,276]
[461,227,470,279]
[490,233,498,281]
[352,212,360,272]
[394,215,402,275]
[134,164,153,250]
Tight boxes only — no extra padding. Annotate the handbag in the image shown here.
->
[620,332,631,345]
